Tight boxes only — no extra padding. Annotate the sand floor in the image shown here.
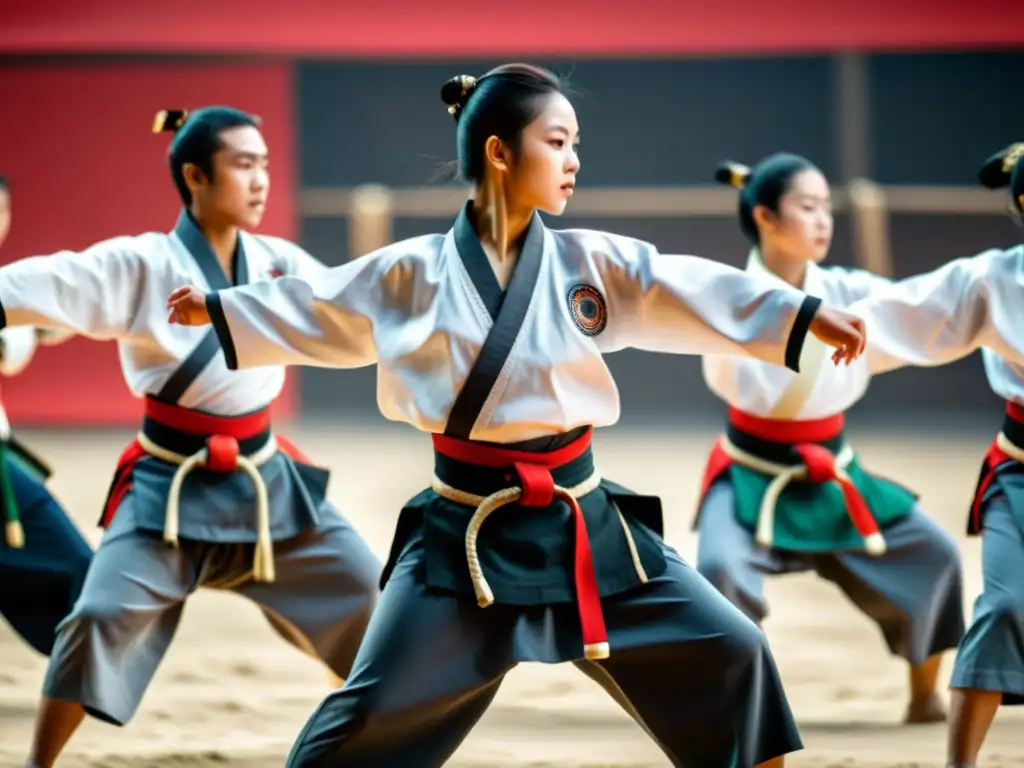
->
[0,423,1020,767]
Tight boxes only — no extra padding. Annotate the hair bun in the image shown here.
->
[440,75,477,120]
[714,161,752,190]
[152,109,189,134]
[979,143,1024,189]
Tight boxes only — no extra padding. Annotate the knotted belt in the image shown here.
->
[135,397,280,582]
[137,431,279,582]
[721,408,886,555]
[429,429,610,660]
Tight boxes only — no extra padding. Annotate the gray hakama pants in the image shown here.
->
[286,533,799,768]
[948,403,1024,702]
[950,496,1024,703]
[697,479,965,665]
[285,434,804,768]
[42,493,381,726]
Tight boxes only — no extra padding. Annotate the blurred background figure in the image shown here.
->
[0,1,1023,766]
[0,174,93,667]
[694,154,964,727]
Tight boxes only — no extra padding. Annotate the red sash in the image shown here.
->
[968,402,1024,535]
[99,397,307,527]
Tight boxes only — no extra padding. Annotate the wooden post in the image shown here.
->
[348,184,393,259]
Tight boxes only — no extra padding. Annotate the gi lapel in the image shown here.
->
[744,249,830,419]
[444,203,546,440]
[155,210,250,404]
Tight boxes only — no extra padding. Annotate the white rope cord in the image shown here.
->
[137,432,280,582]
[996,432,1024,464]
[431,472,602,608]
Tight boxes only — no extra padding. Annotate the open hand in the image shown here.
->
[167,286,211,326]
[809,306,867,365]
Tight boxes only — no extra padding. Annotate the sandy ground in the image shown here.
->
[1,422,1021,767]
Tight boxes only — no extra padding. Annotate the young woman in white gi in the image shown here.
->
[694,153,965,725]
[0,108,382,767]
[167,65,871,768]
[0,175,93,664]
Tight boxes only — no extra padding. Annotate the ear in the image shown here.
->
[484,135,510,174]
[752,203,777,233]
[1018,194,1024,215]
[181,162,207,194]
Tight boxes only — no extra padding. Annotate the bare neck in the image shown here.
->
[470,181,535,290]
[471,184,533,261]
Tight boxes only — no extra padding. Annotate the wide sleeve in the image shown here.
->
[848,247,1024,374]
[0,236,146,341]
[597,238,820,371]
[207,251,390,371]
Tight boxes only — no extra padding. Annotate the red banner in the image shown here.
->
[1,0,1020,56]
[0,63,297,425]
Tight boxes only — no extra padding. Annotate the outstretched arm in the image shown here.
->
[167,252,388,370]
[0,236,145,341]
[849,247,1024,374]
[597,239,865,370]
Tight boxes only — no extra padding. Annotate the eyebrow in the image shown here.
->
[549,124,579,140]
[228,150,269,161]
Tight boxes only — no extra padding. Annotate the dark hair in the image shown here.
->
[0,175,8,193]
[714,153,820,244]
[153,106,262,205]
[440,63,563,184]
[979,143,1024,218]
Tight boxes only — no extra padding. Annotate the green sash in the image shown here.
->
[729,454,917,552]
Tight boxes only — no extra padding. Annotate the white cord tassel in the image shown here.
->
[138,433,279,582]
[717,435,885,555]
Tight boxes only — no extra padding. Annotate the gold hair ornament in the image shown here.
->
[1003,143,1024,174]
[725,162,750,190]
[447,75,478,117]
[152,109,189,134]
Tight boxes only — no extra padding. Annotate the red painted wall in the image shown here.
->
[1,0,1020,56]
[0,63,297,425]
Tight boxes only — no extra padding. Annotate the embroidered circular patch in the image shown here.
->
[567,284,607,336]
